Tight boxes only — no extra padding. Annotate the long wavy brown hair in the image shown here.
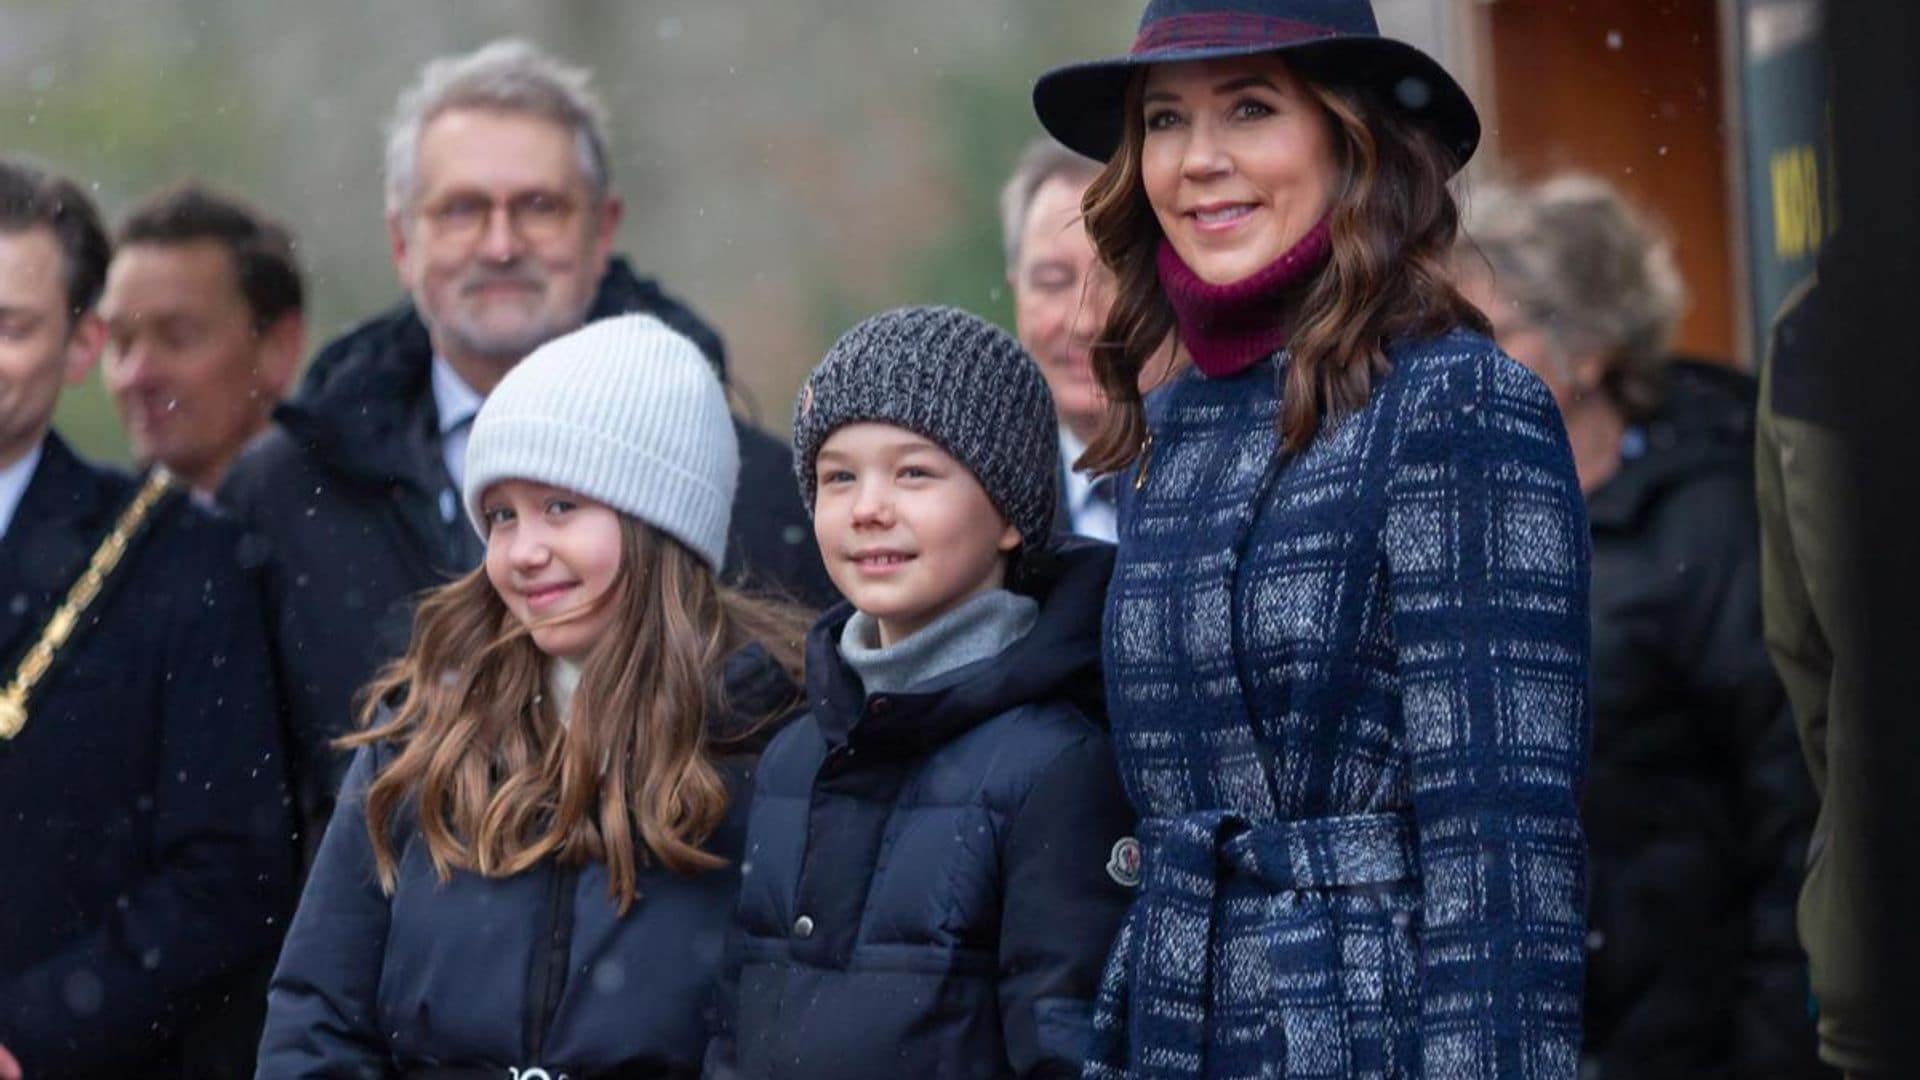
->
[1079,54,1491,470]
[341,517,808,912]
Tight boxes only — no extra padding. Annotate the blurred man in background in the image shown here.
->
[0,156,292,1080]
[220,39,828,860]
[98,184,305,499]
[999,137,1116,541]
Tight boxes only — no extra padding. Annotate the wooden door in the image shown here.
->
[1477,0,1739,364]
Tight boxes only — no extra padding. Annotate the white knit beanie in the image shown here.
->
[462,314,738,571]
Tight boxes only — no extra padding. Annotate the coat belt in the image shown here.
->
[1104,809,1418,1078]
[1139,807,1418,895]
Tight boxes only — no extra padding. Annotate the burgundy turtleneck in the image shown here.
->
[1156,218,1333,378]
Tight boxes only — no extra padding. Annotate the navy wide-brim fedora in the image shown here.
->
[1033,0,1479,171]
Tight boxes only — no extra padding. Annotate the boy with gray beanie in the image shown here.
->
[706,306,1136,1079]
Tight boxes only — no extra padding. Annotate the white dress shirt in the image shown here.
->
[0,439,46,543]
[1057,426,1117,544]
[431,355,486,491]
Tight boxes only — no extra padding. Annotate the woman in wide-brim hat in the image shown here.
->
[1033,1,1591,1077]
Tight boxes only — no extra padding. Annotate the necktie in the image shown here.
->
[442,414,483,569]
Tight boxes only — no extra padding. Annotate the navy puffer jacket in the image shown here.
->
[707,542,1136,1079]
[257,647,798,1079]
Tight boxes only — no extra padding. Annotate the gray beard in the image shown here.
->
[437,303,593,371]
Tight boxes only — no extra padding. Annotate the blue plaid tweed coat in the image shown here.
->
[1087,331,1590,1079]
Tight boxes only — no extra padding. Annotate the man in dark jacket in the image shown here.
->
[998,138,1116,543]
[0,159,294,1079]
[220,40,830,855]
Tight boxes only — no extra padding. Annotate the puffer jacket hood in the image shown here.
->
[712,640,806,754]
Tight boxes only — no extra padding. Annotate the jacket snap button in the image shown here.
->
[793,915,815,939]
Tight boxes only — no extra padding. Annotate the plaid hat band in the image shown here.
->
[1132,14,1337,55]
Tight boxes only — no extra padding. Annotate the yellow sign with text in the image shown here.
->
[1771,144,1823,260]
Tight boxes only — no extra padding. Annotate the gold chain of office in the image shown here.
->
[0,467,176,741]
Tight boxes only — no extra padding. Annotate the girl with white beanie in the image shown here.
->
[258,315,808,1078]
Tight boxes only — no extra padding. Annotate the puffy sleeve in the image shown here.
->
[997,730,1138,1077]
[255,744,396,1078]
[1381,346,1591,1078]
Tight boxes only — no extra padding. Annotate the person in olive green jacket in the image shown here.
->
[1757,269,1877,1077]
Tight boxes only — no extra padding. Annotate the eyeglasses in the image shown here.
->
[416,190,584,249]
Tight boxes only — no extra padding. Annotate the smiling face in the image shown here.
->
[1011,173,1111,442]
[812,422,1022,647]
[480,479,625,662]
[98,240,301,490]
[0,226,101,470]
[1140,54,1341,286]
[389,108,621,391]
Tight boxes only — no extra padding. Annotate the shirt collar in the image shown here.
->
[429,355,486,436]
[1057,425,1096,510]
[0,438,46,542]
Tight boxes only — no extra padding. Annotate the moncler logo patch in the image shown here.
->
[1106,836,1142,888]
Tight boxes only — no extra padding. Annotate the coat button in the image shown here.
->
[793,915,815,939]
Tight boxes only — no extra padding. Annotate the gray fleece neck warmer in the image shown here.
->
[837,587,1039,696]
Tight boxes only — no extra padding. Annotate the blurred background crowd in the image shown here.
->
[1,0,1825,465]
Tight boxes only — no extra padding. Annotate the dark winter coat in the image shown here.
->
[1581,361,1825,1078]
[257,647,799,1079]
[1089,335,1591,1079]
[0,436,295,1079]
[219,258,833,854]
[708,542,1136,1079]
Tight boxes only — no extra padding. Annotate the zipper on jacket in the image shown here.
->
[523,863,579,1063]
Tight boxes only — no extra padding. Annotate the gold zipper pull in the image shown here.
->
[1133,432,1154,492]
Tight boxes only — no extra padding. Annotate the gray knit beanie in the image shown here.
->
[462,314,738,571]
[792,305,1058,547]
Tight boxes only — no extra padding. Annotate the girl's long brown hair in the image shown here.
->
[1079,55,1492,470]
[341,518,808,912]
